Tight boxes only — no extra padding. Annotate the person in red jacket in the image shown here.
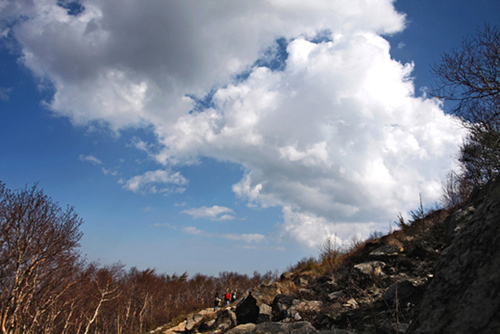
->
[225,291,231,307]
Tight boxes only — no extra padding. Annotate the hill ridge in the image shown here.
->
[153,177,500,334]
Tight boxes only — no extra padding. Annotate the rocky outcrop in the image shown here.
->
[235,281,293,324]
[156,178,500,334]
[407,178,500,334]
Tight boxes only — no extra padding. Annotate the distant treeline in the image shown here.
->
[0,182,276,334]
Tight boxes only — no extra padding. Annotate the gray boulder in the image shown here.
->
[252,281,291,305]
[383,280,417,306]
[297,277,309,287]
[257,303,272,323]
[288,300,323,320]
[236,282,292,324]
[185,313,203,332]
[293,271,315,288]
[281,271,294,281]
[210,308,238,332]
[311,276,337,295]
[272,294,295,321]
[352,261,386,277]
[235,292,276,324]
[235,293,259,324]
[225,323,256,334]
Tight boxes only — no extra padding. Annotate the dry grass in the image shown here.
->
[286,203,453,283]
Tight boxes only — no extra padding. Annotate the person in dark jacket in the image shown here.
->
[214,292,220,311]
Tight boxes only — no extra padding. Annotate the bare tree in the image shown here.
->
[0,182,83,334]
[0,182,271,334]
[318,234,340,271]
[441,171,473,209]
[432,24,500,187]
[431,24,500,125]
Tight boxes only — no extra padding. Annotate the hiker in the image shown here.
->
[214,292,220,311]
[231,291,237,303]
[225,291,231,306]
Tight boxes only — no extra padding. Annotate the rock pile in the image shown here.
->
[154,177,500,334]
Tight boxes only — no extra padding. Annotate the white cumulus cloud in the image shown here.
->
[182,206,235,221]
[79,154,102,165]
[1,0,466,249]
[158,33,464,247]
[121,169,188,194]
[179,225,264,243]
[0,87,12,101]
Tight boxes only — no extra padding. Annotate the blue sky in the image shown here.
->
[0,0,499,276]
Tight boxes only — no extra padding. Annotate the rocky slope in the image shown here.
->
[152,177,500,334]
[406,178,500,333]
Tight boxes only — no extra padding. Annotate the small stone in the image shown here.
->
[343,298,358,309]
[369,245,399,259]
[328,290,345,300]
